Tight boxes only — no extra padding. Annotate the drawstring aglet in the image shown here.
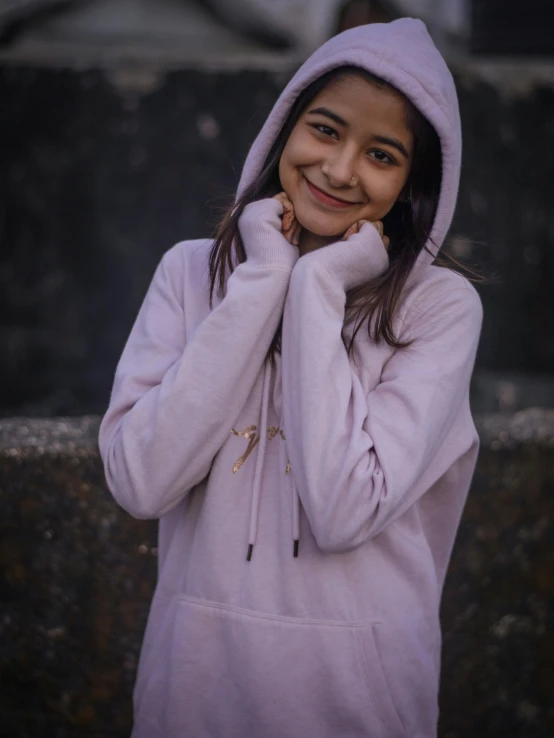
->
[293,539,299,558]
[246,544,254,562]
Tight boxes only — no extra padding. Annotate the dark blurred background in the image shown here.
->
[1,0,553,417]
[1,2,554,737]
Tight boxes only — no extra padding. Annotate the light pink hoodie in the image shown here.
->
[99,18,482,738]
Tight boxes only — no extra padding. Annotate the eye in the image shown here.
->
[369,149,395,165]
[311,123,338,140]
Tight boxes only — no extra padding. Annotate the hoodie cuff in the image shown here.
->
[301,221,389,291]
[238,198,299,270]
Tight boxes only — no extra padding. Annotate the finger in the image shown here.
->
[383,235,390,251]
[281,199,295,230]
[343,223,357,240]
[274,191,293,211]
[274,192,292,219]
[282,209,294,232]
[343,219,365,240]
[342,227,352,241]
[284,220,297,245]
[371,220,383,238]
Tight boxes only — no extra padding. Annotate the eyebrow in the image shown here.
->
[308,106,347,127]
[373,135,410,160]
[307,106,411,160]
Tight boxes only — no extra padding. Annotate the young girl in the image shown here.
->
[99,18,482,738]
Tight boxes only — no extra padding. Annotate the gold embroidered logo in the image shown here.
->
[231,425,289,474]
[230,426,258,473]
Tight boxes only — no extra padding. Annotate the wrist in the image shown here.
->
[238,199,299,269]
[299,222,389,291]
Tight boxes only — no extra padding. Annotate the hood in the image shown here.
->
[237,17,462,271]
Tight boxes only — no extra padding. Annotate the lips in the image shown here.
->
[304,178,359,209]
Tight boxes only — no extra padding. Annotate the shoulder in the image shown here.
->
[403,264,482,314]
[398,265,483,337]
[161,238,213,271]
[155,238,214,295]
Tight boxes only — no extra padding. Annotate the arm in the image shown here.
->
[281,223,482,553]
[99,199,298,519]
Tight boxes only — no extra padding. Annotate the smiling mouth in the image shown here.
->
[304,178,361,209]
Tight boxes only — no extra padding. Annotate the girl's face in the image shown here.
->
[279,74,414,246]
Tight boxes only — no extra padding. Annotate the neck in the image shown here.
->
[298,229,337,257]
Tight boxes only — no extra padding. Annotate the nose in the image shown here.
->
[321,145,358,188]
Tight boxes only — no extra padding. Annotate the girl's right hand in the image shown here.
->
[237,198,300,269]
[273,192,302,247]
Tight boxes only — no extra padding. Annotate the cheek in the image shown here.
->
[278,147,299,195]
[359,174,407,219]
[280,132,318,183]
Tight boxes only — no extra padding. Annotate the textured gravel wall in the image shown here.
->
[1,410,553,737]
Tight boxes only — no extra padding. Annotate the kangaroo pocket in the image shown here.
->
[135,595,406,738]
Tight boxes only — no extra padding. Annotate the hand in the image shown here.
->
[237,198,300,269]
[273,192,302,247]
[342,219,390,251]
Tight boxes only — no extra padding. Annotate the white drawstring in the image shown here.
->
[247,360,272,561]
[246,358,301,560]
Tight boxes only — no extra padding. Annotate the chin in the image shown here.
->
[292,202,347,239]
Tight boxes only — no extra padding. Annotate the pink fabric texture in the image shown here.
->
[99,18,482,738]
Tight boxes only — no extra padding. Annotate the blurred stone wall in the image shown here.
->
[0,64,286,416]
[1,59,554,417]
[0,417,157,737]
[1,411,553,737]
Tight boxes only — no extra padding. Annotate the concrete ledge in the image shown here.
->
[1,411,553,736]
[476,408,554,447]
[0,415,100,456]
[2,407,553,452]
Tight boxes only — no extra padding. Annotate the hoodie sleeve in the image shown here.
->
[99,198,298,520]
[281,223,483,553]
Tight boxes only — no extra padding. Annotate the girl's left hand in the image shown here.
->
[342,219,390,251]
[273,192,302,247]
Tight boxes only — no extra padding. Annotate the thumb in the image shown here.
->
[343,219,369,241]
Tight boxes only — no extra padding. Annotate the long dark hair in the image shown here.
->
[209,66,467,364]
